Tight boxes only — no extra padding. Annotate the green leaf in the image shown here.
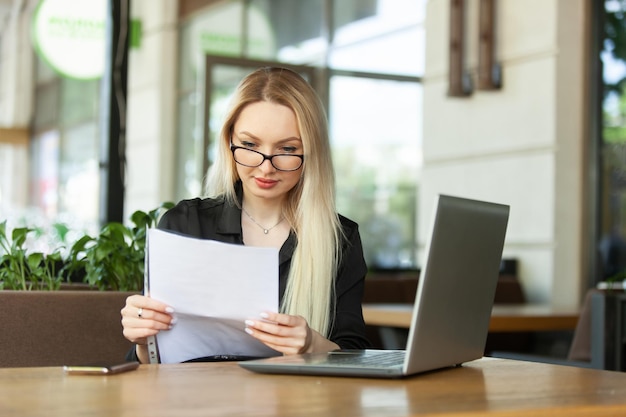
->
[11,227,31,249]
[27,252,44,271]
[70,235,95,254]
[130,210,151,230]
[52,223,70,242]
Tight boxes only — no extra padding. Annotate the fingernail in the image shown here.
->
[259,312,269,319]
[244,328,253,335]
[171,317,178,325]
[245,319,255,327]
[165,307,174,313]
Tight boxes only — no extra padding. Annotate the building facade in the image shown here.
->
[0,0,616,308]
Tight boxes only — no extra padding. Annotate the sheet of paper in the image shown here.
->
[147,228,280,363]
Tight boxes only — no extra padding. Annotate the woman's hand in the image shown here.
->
[244,312,339,355]
[120,294,175,361]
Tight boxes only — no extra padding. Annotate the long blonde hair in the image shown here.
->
[205,67,341,337]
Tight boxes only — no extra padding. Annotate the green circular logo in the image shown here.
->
[32,0,107,80]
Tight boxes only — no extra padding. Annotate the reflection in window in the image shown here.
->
[331,0,425,76]
[178,0,427,269]
[599,0,626,280]
[330,76,422,269]
[25,57,101,241]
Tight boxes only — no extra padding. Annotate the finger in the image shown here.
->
[122,313,174,330]
[245,317,311,351]
[244,327,304,354]
[121,306,173,328]
[122,326,161,345]
[245,318,304,338]
[126,294,175,314]
[262,342,301,355]
[121,295,175,325]
[121,314,173,344]
[259,311,298,326]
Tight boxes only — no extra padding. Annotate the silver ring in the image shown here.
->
[137,307,143,318]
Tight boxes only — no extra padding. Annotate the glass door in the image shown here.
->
[329,71,422,269]
[202,57,317,180]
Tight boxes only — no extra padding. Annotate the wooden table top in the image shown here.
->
[362,303,580,332]
[1,358,626,416]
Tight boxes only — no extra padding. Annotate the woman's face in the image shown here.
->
[231,101,303,204]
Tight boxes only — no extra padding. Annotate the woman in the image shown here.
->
[121,67,370,363]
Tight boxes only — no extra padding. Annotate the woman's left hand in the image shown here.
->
[244,311,338,355]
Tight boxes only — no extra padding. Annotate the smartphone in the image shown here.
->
[63,361,140,375]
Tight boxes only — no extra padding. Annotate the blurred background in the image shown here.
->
[0,0,624,310]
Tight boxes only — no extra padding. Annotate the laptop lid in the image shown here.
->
[239,194,510,378]
[402,194,509,375]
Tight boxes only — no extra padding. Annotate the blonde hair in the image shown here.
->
[205,67,341,337]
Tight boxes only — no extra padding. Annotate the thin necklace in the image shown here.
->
[242,207,284,234]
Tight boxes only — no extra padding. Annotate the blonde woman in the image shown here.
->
[121,67,370,363]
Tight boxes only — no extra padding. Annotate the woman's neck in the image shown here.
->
[241,197,289,248]
[241,196,284,224]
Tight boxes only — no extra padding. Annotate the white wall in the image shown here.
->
[0,0,34,128]
[125,0,178,216]
[421,0,587,307]
[0,0,35,215]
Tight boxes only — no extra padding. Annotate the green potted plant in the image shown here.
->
[64,202,174,291]
[0,202,173,292]
[0,202,173,367]
[0,221,65,291]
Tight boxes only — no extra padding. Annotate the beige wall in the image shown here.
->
[0,0,34,128]
[421,0,587,306]
[0,0,34,214]
[125,0,179,216]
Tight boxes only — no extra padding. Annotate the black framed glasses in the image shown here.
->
[230,143,304,171]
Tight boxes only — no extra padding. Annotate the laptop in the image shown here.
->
[239,194,510,378]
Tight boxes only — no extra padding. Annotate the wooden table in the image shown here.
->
[363,303,580,332]
[2,358,626,416]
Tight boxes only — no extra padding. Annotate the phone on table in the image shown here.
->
[63,361,140,375]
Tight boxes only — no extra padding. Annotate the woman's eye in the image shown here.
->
[241,141,256,148]
[280,146,297,153]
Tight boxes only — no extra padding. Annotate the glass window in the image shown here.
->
[330,75,422,269]
[60,78,99,125]
[248,0,326,63]
[176,93,204,198]
[330,0,426,76]
[30,50,101,230]
[177,0,426,269]
[29,130,60,219]
[59,123,99,222]
[0,139,28,217]
[35,54,57,84]
[33,81,59,131]
[598,0,626,280]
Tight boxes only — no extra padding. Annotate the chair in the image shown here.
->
[493,289,626,372]
[567,289,626,371]
[0,291,137,367]
[362,271,528,350]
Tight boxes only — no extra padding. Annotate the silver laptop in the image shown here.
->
[239,194,510,378]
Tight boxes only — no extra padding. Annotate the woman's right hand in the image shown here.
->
[120,294,175,346]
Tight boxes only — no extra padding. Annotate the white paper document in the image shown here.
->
[146,228,280,363]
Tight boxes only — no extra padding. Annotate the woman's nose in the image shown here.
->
[259,157,276,173]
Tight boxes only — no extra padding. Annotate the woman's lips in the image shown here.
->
[254,177,278,189]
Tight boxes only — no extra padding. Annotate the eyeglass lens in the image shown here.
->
[232,147,303,171]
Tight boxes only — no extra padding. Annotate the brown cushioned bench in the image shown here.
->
[0,291,137,367]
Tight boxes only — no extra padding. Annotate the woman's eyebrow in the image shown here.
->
[236,131,301,143]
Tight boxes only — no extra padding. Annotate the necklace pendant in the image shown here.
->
[263,229,269,234]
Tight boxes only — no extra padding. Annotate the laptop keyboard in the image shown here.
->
[326,351,405,368]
